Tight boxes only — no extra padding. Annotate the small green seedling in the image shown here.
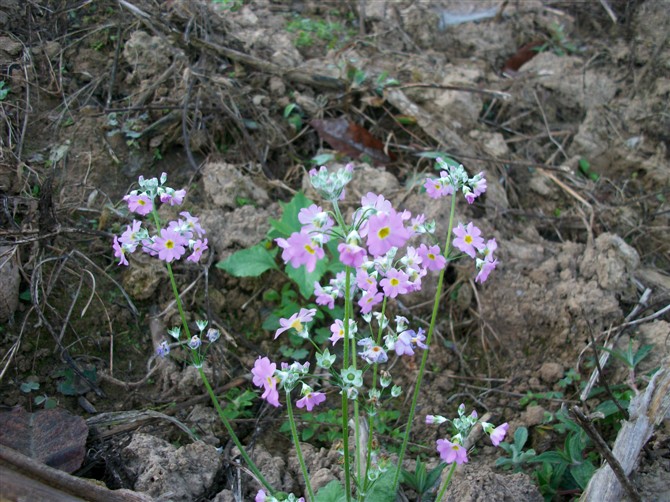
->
[401,457,446,501]
[495,426,537,471]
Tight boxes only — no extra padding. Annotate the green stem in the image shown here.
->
[342,266,352,501]
[198,366,274,493]
[435,462,457,501]
[166,262,191,339]
[392,194,458,490]
[363,296,387,494]
[287,390,315,501]
[164,263,273,494]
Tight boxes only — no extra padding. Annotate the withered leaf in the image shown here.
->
[0,407,88,473]
[502,40,545,76]
[310,117,394,166]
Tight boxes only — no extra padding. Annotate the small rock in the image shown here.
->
[122,433,222,502]
[202,162,269,209]
[528,376,542,391]
[122,254,166,300]
[522,405,546,427]
[539,362,564,384]
[444,465,542,502]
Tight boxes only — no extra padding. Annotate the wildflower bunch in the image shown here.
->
[427,404,508,499]
[112,172,208,266]
[250,160,500,499]
[159,320,222,368]
[113,173,275,497]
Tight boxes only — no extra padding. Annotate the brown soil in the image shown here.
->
[1,1,668,501]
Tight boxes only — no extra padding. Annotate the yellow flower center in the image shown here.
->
[290,319,304,332]
[428,253,435,260]
[304,244,315,255]
[377,227,390,239]
[390,278,399,286]
[138,199,146,206]
[464,235,473,244]
[165,240,174,249]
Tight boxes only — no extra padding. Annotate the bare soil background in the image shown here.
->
[0,1,668,501]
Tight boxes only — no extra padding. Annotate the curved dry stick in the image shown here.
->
[31,254,106,397]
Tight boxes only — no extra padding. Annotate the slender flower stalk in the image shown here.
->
[166,260,274,494]
[115,175,274,496]
[341,265,353,502]
[392,192,458,490]
[435,462,457,502]
[286,390,315,501]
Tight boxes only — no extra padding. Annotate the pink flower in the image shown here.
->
[119,220,143,252]
[481,238,498,261]
[366,210,411,257]
[356,269,377,292]
[124,194,153,215]
[276,232,324,273]
[173,211,207,239]
[426,414,447,425]
[453,222,485,259]
[361,192,393,213]
[251,357,280,407]
[160,189,186,206]
[471,173,487,198]
[490,423,509,446]
[153,228,188,263]
[436,439,468,465]
[329,319,346,345]
[338,242,367,267]
[113,236,128,266]
[358,290,384,314]
[299,204,333,239]
[380,268,410,298]
[359,344,388,364]
[275,308,317,339]
[314,282,336,310]
[296,390,326,411]
[394,328,427,356]
[187,238,208,263]
[417,243,446,271]
[424,172,455,199]
[476,258,498,283]
[255,490,267,502]
[252,357,276,387]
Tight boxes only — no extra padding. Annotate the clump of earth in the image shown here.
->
[0,0,668,501]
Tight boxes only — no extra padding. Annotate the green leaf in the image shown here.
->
[314,480,347,502]
[633,344,653,368]
[532,451,568,464]
[268,192,314,239]
[216,244,278,277]
[286,254,329,298]
[20,381,40,393]
[570,460,596,490]
[514,426,529,449]
[425,462,447,492]
[311,153,336,165]
[594,399,628,419]
[367,468,397,501]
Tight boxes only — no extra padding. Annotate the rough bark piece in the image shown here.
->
[581,357,670,501]
[0,444,153,502]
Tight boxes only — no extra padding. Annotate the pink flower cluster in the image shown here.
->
[251,356,327,411]
[423,158,486,205]
[452,222,499,283]
[112,174,208,266]
[428,404,508,465]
